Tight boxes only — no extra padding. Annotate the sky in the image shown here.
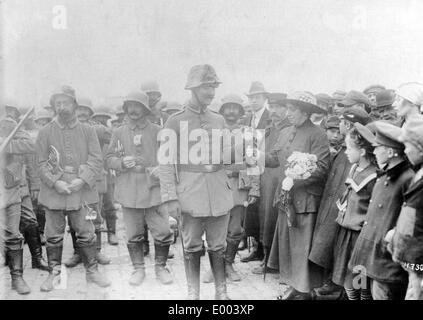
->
[1,0,423,111]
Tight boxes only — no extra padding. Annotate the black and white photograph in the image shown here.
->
[1,0,423,308]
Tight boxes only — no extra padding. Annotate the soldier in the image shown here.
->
[34,109,53,129]
[363,84,386,108]
[92,105,119,246]
[141,80,169,127]
[203,94,260,283]
[65,97,111,267]
[158,64,234,300]
[0,116,44,294]
[37,85,110,291]
[114,104,127,126]
[162,101,183,116]
[106,90,173,286]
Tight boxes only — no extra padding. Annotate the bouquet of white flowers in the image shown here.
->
[275,151,318,227]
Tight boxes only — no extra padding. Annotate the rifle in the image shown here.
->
[0,106,35,154]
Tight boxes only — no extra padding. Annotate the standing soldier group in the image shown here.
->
[1,65,423,300]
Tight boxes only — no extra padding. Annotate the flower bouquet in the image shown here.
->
[275,151,318,227]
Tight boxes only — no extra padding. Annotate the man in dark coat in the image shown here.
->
[251,93,291,275]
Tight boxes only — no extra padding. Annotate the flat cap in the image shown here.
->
[372,121,404,149]
[340,106,371,125]
[363,84,386,95]
[339,90,371,108]
[354,122,376,145]
[325,115,341,129]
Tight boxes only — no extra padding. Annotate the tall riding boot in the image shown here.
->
[225,241,241,282]
[106,217,118,246]
[154,244,173,284]
[7,249,31,295]
[64,230,82,267]
[184,251,201,300]
[95,231,111,265]
[80,244,111,287]
[25,224,49,271]
[40,246,62,292]
[143,224,150,256]
[127,242,146,286]
[209,250,230,300]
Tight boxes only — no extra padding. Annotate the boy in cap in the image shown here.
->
[324,116,343,157]
[349,121,414,300]
[386,115,423,300]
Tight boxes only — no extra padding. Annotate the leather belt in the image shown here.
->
[179,164,223,173]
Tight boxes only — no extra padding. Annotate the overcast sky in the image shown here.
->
[1,0,423,110]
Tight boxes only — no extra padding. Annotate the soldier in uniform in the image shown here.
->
[65,98,111,266]
[363,84,386,108]
[141,80,169,127]
[37,86,110,291]
[106,90,173,286]
[158,64,234,300]
[162,101,183,116]
[0,116,44,294]
[203,94,260,283]
[34,109,53,128]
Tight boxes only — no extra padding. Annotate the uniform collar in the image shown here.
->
[128,118,149,130]
[376,159,410,181]
[54,116,78,129]
[186,100,208,115]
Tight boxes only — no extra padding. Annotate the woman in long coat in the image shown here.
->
[265,92,331,300]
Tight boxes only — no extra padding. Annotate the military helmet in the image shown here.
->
[219,93,245,116]
[184,64,221,90]
[77,97,94,116]
[162,101,182,113]
[122,91,150,113]
[115,104,125,116]
[2,99,20,118]
[49,85,76,108]
[92,105,112,119]
[141,80,161,94]
[34,109,53,123]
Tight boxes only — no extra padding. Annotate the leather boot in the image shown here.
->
[7,249,31,295]
[252,246,277,275]
[127,242,146,286]
[25,225,49,271]
[184,251,201,300]
[209,250,230,300]
[64,230,82,268]
[315,280,342,296]
[80,244,111,287]
[40,246,62,292]
[240,239,264,263]
[224,242,241,282]
[106,218,118,246]
[154,244,173,285]
[95,231,111,265]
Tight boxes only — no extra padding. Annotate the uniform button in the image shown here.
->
[378,204,383,208]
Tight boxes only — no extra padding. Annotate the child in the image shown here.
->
[325,116,344,158]
[386,115,423,300]
[349,121,415,300]
[332,123,378,300]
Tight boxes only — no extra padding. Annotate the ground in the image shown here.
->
[1,209,285,300]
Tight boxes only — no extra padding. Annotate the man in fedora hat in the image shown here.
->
[371,89,397,122]
[240,81,269,264]
[158,64,234,300]
[106,90,174,286]
[265,91,330,299]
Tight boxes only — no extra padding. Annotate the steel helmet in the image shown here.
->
[219,93,244,116]
[34,109,53,123]
[115,104,125,116]
[184,64,221,90]
[3,99,21,118]
[122,91,150,113]
[395,82,423,106]
[49,85,76,108]
[141,80,161,94]
[77,97,94,116]
[162,101,182,113]
[92,105,112,119]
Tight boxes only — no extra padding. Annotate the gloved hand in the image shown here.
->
[54,180,72,195]
[159,200,182,220]
[68,178,85,192]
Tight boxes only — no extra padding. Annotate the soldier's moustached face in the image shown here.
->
[192,84,216,107]
[54,95,76,121]
[126,101,148,120]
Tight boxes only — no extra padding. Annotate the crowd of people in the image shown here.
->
[0,64,422,301]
